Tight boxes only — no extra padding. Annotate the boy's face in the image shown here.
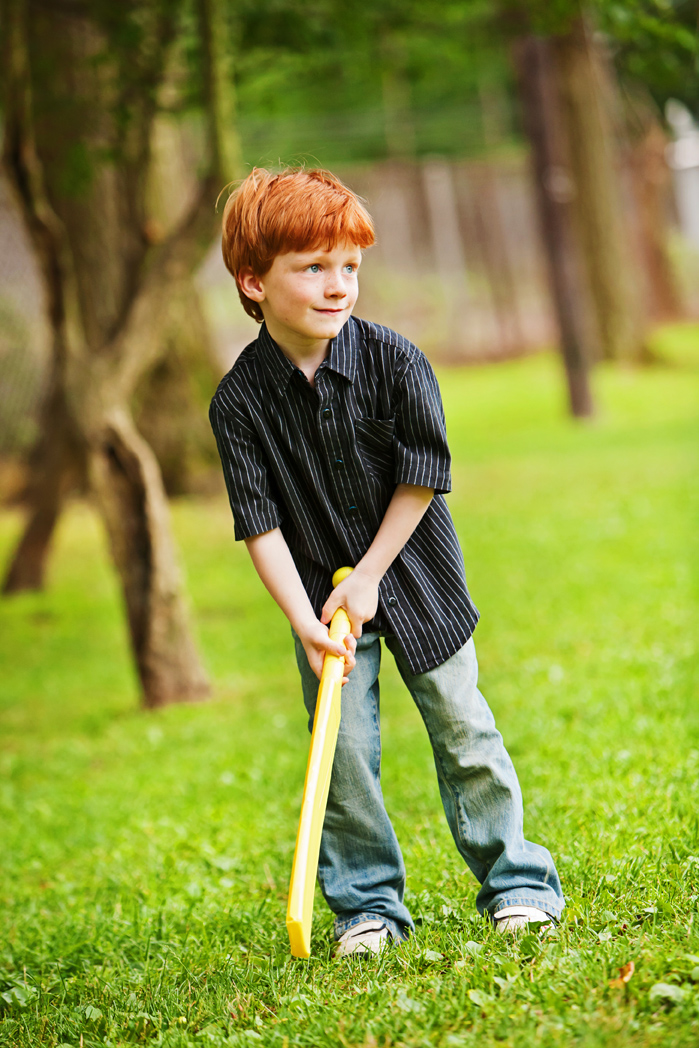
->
[240,240,362,352]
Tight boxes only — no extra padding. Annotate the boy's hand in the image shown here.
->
[297,619,357,684]
[321,567,379,641]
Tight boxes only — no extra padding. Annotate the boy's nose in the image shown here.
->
[324,272,346,297]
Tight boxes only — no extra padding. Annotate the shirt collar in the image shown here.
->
[256,318,358,396]
[256,323,297,397]
[327,317,358,384]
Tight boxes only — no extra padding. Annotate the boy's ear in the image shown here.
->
[238,267,265,302]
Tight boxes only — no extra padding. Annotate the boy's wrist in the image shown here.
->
[352,560,385,586]
[290,608,321,638]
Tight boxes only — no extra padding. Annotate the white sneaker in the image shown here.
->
[334,920,391,956]
[493,906,553,933]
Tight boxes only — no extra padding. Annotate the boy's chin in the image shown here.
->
[306,313,350,337]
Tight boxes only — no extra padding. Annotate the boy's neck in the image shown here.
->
[265,321,330,388]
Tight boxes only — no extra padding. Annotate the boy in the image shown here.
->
[210,167,564,955]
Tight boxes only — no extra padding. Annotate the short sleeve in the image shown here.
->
[393,352,452,494]
[209,397,282,540]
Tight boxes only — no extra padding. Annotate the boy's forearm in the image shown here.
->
[244,528,318,635]
[247,486,432,645]
[356,483,433,582]
[244,527,356,681]
[245,488,433,613]
[320,483,433,635]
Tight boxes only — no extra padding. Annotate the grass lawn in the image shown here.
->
[1,327,698,1047]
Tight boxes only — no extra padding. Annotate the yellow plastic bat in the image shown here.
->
[286,566,353,959]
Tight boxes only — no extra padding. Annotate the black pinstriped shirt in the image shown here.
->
[209,316,479,674]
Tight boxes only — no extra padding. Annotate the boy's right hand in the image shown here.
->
[297,619,357,684]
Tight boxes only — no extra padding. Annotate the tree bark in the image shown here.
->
[513,35,595,417]
[89,407,209,707]
[1,0,83,593]
[134,274,220,496]
[471,164,526,356]
[2,376,84,593]
[627,119,683,321]
[0,0,238,705]
[552,16,644,361]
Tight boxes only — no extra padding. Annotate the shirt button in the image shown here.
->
[334,457,344,470]
[347,504,357,515]
[387,595,398,607]
[322,407,332,419]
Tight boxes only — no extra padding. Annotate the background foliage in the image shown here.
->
[222,0,699,166]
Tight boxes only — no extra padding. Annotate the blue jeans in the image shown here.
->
[293,631,565,942]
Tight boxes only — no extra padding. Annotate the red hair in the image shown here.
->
[221,167,375,322]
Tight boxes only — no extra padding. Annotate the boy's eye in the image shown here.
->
[308,264,321,273]
[344,264,356,274]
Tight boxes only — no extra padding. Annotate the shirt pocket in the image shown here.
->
[354,416,396,480]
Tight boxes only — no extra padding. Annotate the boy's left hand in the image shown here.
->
[321,567,380,640]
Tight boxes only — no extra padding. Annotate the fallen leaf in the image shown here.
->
[649,982,687,1005]
[609,960,635,988]
[467,988,491,1008]
[394,991,424,1014]
[462,940,483,956]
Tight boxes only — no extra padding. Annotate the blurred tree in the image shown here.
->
[1,0,239,707]
[553,13,643,361]
[513,34,596,416]
[137,108,223,496]
[510,1,696,363]
[624,92,684,320]
[133,275,222,496]
[596,0,695,320]
[505,5,640,364]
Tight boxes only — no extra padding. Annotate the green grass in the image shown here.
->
[1,326,699,1047]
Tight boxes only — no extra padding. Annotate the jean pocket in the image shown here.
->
[354,416,395,480]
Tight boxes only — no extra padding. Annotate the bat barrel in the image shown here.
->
[286,567,353,958]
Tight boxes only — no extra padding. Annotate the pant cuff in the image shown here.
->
[489,895,565,921]
[333,911,411,943]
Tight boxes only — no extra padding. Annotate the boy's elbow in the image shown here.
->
[244,527,281,549]
[398,482,434,502]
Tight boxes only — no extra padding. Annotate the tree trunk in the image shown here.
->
[513,35,595,417]
[380,31,417,161]
[0,0,240,705]
[471,164,526,356]
[134,276,219,496]
[2,374,84,593]
[552,16,644,361]
[627,119,683,321]
[89,407,209,707]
